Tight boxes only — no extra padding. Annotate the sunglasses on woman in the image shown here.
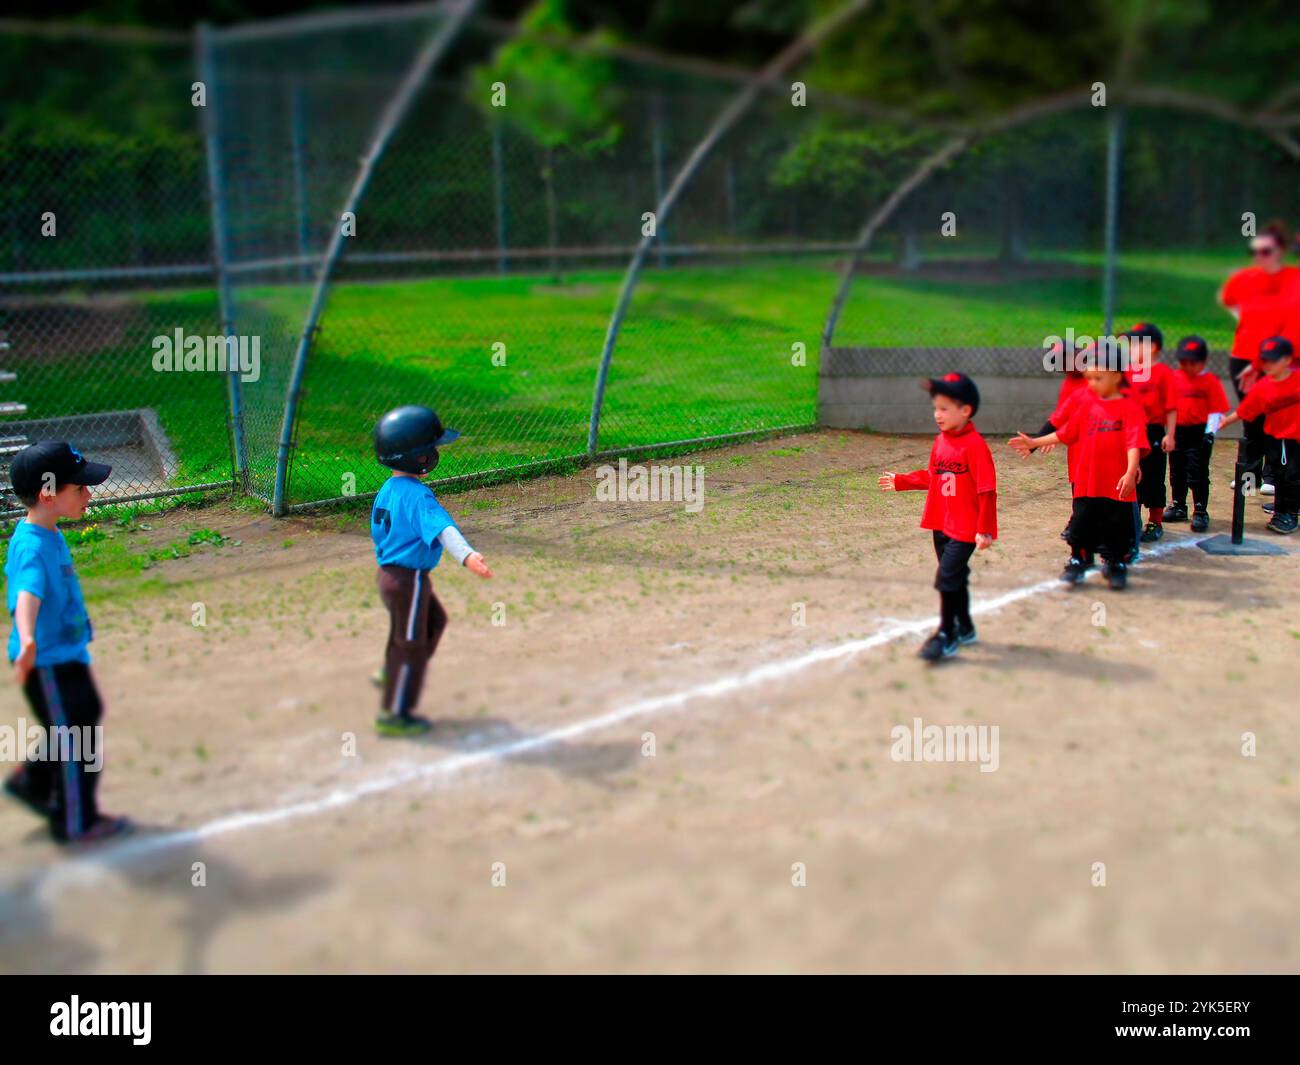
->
[1250,244,1280,258]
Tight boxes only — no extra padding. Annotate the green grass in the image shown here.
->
[21,250,1247,509]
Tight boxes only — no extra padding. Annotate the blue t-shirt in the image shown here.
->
[5,520,93,666]
[371,475,458,570]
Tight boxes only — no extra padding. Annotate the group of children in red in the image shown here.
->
[880,324,1299,662]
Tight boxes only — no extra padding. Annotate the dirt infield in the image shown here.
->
[1,429,1297,974]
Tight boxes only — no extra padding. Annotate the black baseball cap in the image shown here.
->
[8,441,111,501]
[1175,335,1209,361]
[924,372,980,415]
[1258,336,1294,362]
[1124,321,1164,349]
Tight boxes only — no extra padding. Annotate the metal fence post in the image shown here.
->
[1102,108,1125,337]
[651,91,667,269]
[196,21,246,483]
[492,121,508,275]
[289,76,311,283]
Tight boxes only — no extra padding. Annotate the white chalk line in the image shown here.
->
[20,535,1203,893]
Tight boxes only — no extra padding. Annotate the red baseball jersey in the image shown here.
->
[1222,266,1291,367]
[1050,382,1095,485]
[893,421,998,542]
[1125,361,1177,425]
[1175,367,1230,426]
[1055,394,1149,501]
[1235,371,1300,441]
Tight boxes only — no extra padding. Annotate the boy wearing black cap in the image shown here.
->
[370,405,493,736]
[878,373,997,662]
[1167,336,1231,533]
[1220,336,1300,534]
[1122,324,1178,543]
[1010,367,1148,589]
[3,442,131,844]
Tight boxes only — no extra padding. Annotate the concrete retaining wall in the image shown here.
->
[818,347,1242,437]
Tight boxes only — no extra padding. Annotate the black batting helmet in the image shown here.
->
[374,405,459,475]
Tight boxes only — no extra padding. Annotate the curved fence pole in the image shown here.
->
[821,85,1300,355]
[269,0,481,515]
[585,0,874,457]
[820,134,972,353]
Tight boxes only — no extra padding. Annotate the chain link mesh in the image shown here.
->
[5,11,1298,518]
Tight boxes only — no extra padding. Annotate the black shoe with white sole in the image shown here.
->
[1105,561,1128,590]
[1140,522,1163,543]
[1190,507,1209,533]
[918,631,959,662]
[956,621,977,646]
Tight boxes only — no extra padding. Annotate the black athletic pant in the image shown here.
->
[19,661,103,842]
[378,565,448,716]
[1069,497,1135,564]
[1136,423,1168,511]
[1269,436,1300,515]
[1168,423,1213,510]
[1229,356,1273,478]
[933,531,976,636]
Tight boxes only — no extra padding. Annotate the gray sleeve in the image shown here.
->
[437,524,475,565]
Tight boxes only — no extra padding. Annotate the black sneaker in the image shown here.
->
[1162,503,1188,523]
[3,768,51,819]
[1190,507,1209,533]
[1266,512,1298,535]
[1105,561,1127,590]
[918,631,959,662]
[1262,502,1274,514]
[956,621,977,646]
[1060,558,1088,585]
[1139,522,1164,543]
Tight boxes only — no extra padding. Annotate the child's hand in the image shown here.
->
[975,533,994,551]
[1161,434,1175,453]
[1036,442,1056,456]
[1117,471,1137,497]
[877,472,896,492]
[13,641,35,686]
[1008,433,1036,456]
[465,552,493,579]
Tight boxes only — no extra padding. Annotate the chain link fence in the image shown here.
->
[5,6,1298,519]
[0,25,230,516]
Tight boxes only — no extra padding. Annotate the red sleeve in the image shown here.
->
[977,490,997,540]
[1160,369,1178,415]
[1055,406,1083,445]
[1049,389,1075,427]
[893,469,930,491]
[1223,271,1244,306]
[1236,386,1264,422]
[1208,375,1231,415]
[1125,402,1150,455]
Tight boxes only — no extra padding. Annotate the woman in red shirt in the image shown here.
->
[1219,221,1298,486]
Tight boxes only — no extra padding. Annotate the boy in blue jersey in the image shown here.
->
[4,442,131,844]
[370,406,492,737]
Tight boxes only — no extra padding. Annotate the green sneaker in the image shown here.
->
[375,713,433,738]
